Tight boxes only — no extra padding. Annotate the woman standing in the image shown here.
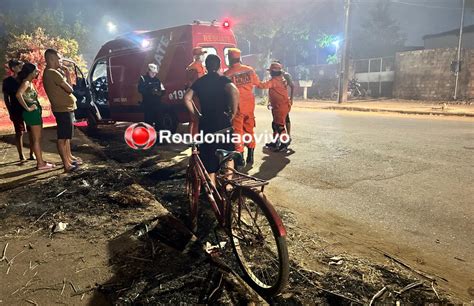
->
[16,63,55,170]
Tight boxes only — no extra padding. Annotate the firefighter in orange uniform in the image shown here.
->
[258,62,291,151]
[224,48,261,164]
[186,47,207,135]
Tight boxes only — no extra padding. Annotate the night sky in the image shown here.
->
[0,0,471,49]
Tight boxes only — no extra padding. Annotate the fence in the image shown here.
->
[353,56,395,97]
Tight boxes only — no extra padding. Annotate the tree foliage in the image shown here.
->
[316,33,340,63]
[0,2,89,51]
[317,34,339,49]
[352,0,406,58]
[4,28,87,97]
[232,0,343,70]
[0,2,89,83]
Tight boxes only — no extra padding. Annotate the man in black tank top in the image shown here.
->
[184,54,240,184]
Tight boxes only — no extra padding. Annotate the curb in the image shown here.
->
[292,105,474,118]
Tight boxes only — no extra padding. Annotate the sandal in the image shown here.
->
[72,159,83,166]
[64,164,78,173]
[28,154,36,161]
[37,162,56,170]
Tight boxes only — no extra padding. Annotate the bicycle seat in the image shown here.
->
[216,149,244,166]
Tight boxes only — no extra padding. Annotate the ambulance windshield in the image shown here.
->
[223,47,233,67]
[200,47,217,68]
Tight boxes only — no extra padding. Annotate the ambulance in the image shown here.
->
[70,20,237,132]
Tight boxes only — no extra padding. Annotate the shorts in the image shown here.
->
[198,128,235,173]
[10,111,26,134]
[199,142,235,174]
[23,105,43,126]
[53,111,75,139]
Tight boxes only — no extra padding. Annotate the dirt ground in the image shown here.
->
[0,123,462,305]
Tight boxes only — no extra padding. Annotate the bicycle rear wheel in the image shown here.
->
[185,164,201,232]
[227,187,289,296]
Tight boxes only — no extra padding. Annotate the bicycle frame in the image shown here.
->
[187,143,289,296]
[188,143,287,237]
[188,144,230,229]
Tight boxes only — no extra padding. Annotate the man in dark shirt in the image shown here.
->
[2,59,34,161]
[184,54,239,184]
[138,63,166,126]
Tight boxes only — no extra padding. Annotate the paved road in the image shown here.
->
[247,106,474,300]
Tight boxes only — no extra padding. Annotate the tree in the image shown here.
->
[352,0,406,58]
[5,28,87,98]
[0,2,89,81]
[316,33,340,64]
[0,2,89,51]
[232,0,343,70]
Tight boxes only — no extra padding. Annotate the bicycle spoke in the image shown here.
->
[241,199,265,236]
[189,158,288,295]
[229,191,284,290]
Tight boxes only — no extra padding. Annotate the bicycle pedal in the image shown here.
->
[204,241,227,257]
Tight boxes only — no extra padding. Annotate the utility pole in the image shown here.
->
[338,0,351,104]
[454,0,465,100]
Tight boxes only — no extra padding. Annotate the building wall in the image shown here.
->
[393,48,474,100]
[424,32,474,50]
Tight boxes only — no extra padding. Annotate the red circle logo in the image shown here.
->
[124,123,157,150]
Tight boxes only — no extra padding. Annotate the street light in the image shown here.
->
[107,21,117,34]
[332,39,341,53]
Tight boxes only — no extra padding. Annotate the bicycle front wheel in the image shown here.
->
[227,187,289,296]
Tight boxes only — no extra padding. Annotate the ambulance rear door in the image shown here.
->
[107,50,147,122]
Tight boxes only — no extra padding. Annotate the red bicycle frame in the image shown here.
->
[188,144,230,229]
[188,143,287,237]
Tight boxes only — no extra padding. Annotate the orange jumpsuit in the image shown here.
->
[224,63,261,153]
[258,76,291,134]
[186,61,206,135]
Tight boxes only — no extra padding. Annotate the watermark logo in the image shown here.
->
[124,123,290,149]
[124,122,157,150]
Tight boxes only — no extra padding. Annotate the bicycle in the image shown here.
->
[185,129,289,296]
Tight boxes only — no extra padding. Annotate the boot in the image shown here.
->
[246,148,254,164]
[275,142,288,152]
[265,141,277,148]
[235,152,246,168]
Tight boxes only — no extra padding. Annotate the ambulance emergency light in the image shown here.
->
[141,39,151,48]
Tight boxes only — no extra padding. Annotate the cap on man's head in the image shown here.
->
[8,59,23,69]
[227,48,241,60]
[268,62,283,71]
[148,63,158,73]
[192,47,207,56]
